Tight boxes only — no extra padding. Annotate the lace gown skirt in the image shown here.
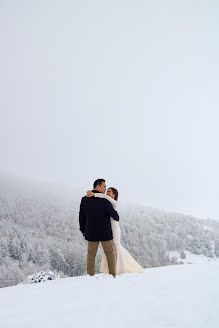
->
[100,218,144,274]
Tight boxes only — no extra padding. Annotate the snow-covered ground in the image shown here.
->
[0,263,219,328]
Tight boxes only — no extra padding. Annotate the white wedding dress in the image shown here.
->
[94,193,144,275]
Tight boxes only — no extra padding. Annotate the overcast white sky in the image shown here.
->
[0,0,219,219]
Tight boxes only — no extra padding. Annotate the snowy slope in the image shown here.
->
[0,263,219,328]
[169,250,219,264]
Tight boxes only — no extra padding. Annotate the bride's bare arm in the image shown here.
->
[94,193,117,208]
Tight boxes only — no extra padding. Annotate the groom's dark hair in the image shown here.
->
[93,179,105,189]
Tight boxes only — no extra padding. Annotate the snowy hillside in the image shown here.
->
[1,175,219,288]
[169,250,219,264]
[0,263,219,328]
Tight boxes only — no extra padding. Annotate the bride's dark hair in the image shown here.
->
[109,187,119,201]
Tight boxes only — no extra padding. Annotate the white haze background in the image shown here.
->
[0,0,219,219]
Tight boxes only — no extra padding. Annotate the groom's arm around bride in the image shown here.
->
[79,190,119,241]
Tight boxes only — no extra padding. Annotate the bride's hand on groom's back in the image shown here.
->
[86,190,95,197]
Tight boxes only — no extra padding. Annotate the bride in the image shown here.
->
[86,187,144,275]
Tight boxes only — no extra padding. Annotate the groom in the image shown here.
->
[79,178,119,277]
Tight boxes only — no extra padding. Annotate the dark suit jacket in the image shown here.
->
[79,190,119,241]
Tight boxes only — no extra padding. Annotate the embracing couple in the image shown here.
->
[79,178,144,277]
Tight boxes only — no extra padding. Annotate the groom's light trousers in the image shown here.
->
[87,240,116,278]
